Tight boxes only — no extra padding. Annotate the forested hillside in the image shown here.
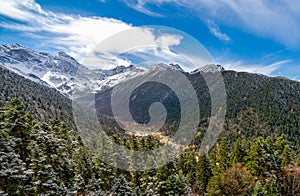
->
[1,64,300,195]
[97,70,300,148]
[1,99,300,195]
[0,66,74,128]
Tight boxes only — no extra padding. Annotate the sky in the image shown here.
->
[1,0,300,80]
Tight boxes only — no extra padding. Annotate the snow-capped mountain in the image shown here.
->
[0,44,149,96]
[0,44,226,98]
[0,44,88,95]
[153,63,184,72]
[190,64,225,74]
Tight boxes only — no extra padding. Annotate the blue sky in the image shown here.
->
[1,0,300,80]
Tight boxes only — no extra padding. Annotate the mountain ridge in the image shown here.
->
[3,43,298,99]
[0,44,231,97]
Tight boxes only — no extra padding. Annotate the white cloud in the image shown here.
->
[0,0,133,63]
[123,0,172,17]
[207,20,230,42]
[82,27,186,69]
[222,60,291,76]
[0,0,188,70]
[123,0,300,47]
[123,47,194,71]
[156,34,182,47]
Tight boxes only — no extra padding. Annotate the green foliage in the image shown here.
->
[253,181,264,196]
[195,154,212,194]
[281,145,293,166]
[2,65,300,195]
[243,135,291,183]
[0,67,74,128]
[264,179,278,196]
[254,179,278,196]
[207,174,223,196]
[110,174,133,196]
[214,139,231,175]
[0,99,101,195]
[297,154,300,167]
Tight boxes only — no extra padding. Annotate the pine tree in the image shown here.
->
[144,175,160,196]
[86,174,104,195]
[253,181,264,196]
[0,99,101,195]
[263,179,278,196]
[214,139,231,174]
[95,132,117,190]
[281,144,293,167]
[140,155,157,194]
[207,174,223,196]
[29,140,65,195]
[245,137,264,177]
[165,171,191,195]
[110,174,133,196]
[232,138,246,165]
[296,154,300,167]
[0,132,29,195]
[133,186,142,196]
[195,154,212,194]
[207,139,231,196]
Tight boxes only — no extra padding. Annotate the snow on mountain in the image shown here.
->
[0,44,226,98]
[153,63,185,72]
[95,65,149,91]
[0,44,149,96]
[0,44,85,77]
[190,64,225,74]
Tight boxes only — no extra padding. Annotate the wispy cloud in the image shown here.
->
[0,0,187,69]
[122,0,300,47]
[207,20,230,42]
[116,47,194,71]
[222,60,291,76]
[83,27,185,69]
[0,0,132,62]
[123,0,170,17]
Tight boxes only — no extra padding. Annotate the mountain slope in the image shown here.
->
[95,69,300,148]
[0,66,74,127]
[0,44,150,95]
[1,43,300,148]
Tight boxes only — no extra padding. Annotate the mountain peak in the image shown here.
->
[0,43,29,52]
[57,51,75,60]
[98,64,146,80]
[153,63,184,72]
[190,64,225,74]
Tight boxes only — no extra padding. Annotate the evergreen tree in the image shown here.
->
[140,155,157,194]
[195,154,212,194]
[281,145,293,166]
[29,140,65,195]
[110,174,133,196]
[214,139,231,174]
[144,175,160,196]
[165,171,191,195]
[245,137,265,177]
[296,154,300,167]
[207,174,223,196]
[253,181,264,196]
[232,138,246,165]
[263,179,278,196]
[0,132,29,195]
